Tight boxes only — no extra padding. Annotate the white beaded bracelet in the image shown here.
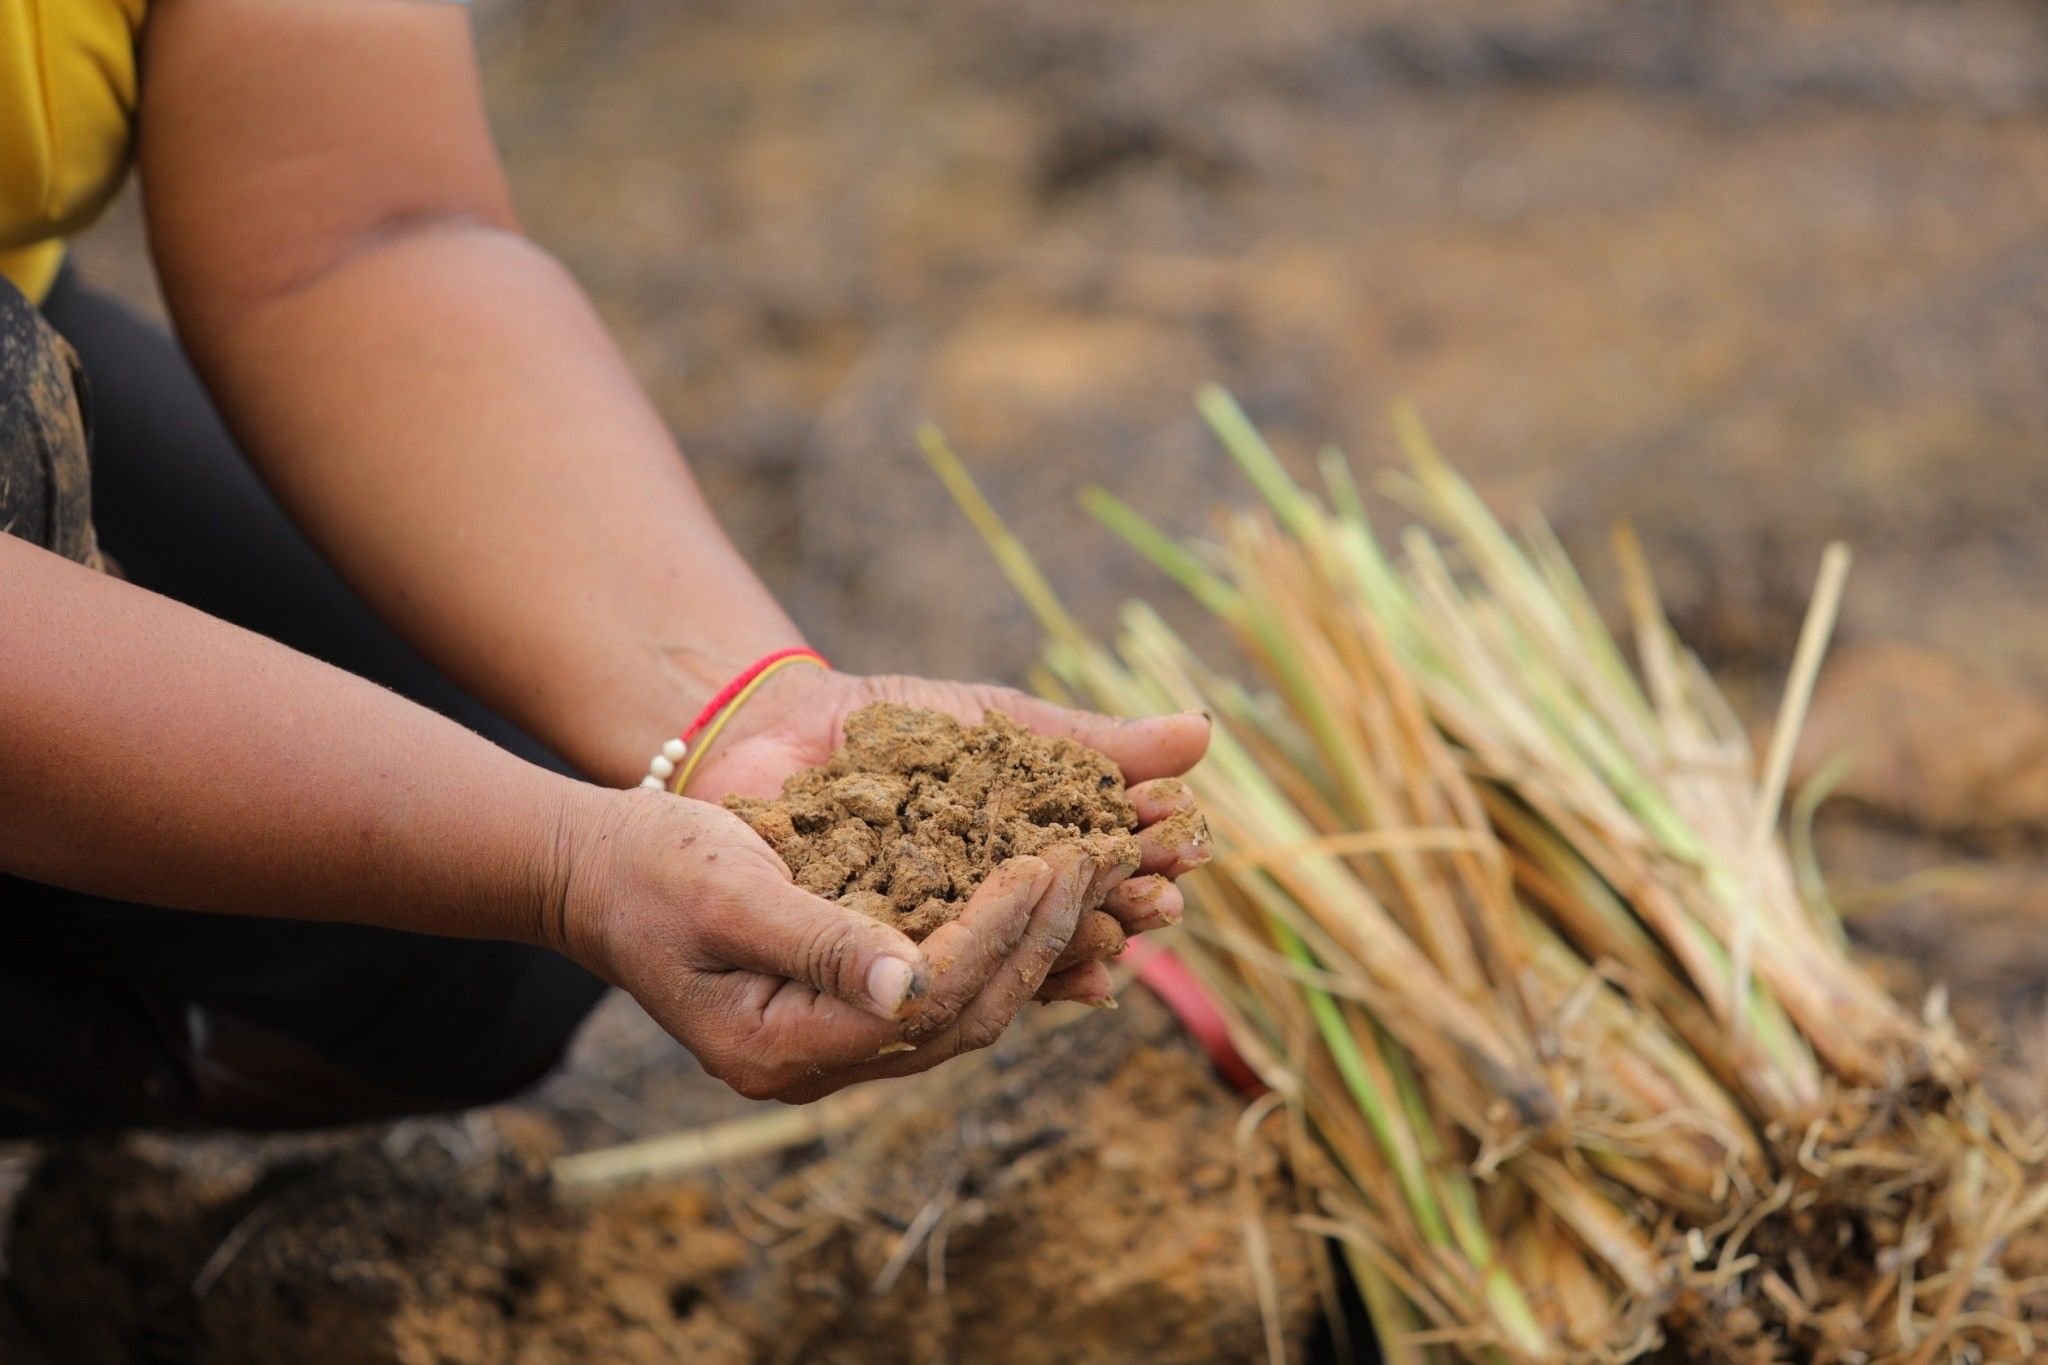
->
[638,737,688,791]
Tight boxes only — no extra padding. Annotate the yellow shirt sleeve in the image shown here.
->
[0,0,148,302]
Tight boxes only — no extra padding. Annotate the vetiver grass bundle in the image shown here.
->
[923,393,2048,1363]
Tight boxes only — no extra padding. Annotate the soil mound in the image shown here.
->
[725,702,1142,970]
[0,997,1319,1364]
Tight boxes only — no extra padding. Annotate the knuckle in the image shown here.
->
[889,1048,942,1077]
[797,919,861,999]
[702,1018,798,1103]
[957,1013,1006,1054]
[777,1083,833,1107]
[983,918,1034,965]
[697,886,744,934]
[900,991,965,1044]
[715,1043,796,1102]
[685,883,749,956]
[1026,934,1067,976]
[730,836,793,879]
[730,1070,786,1103]
[704,1053,762,1098]
[869,674,927,707]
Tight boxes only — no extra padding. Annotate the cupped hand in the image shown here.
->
[685,668,1209,801]
[551,787,1139,1103]
[681,668,1213,999]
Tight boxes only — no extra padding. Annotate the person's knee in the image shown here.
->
[189,937,610,1127]
[0,272,100,566]
[361,943,610,1109]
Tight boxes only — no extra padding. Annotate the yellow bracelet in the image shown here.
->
[668,652,828,795]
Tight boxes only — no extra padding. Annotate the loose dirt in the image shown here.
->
[0,996,1317,1365]
[726,702,1145,972]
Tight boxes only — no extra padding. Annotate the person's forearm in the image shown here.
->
[138,0,800,786]
[0,535,581,943]
[165,226,804,787]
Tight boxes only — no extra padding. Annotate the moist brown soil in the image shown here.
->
[726,702,1146,971]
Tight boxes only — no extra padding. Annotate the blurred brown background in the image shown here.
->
[78,0,2048,694]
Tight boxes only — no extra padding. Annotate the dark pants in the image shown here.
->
[0,270,607,1134]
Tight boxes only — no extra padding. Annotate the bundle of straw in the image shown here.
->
[923,392,2048,1363]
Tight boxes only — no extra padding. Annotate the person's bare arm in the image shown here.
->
[0,538,1117,1101]
[140,0,800,787]
[0,534,574,938]
[139,0,1212,798]
[132,0,1210,1028]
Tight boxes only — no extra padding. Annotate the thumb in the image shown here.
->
[705,870,930,1022]
[990,691,1211,784]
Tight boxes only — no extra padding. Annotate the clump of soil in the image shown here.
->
[725,702,1145,971]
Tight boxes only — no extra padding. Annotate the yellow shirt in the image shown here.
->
[0,0,147,302]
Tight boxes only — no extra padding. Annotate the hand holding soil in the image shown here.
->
[554,694,1209,1105]
[679,664,1210,809]
[684,667,1213,1000]
[729,702,1210,994]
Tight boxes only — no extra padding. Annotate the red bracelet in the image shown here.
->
[637,647,830,792]
[682,647,828,743]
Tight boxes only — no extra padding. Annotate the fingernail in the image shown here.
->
[1087,996,1119,1010]
[867,957,918,1017]
[1129,906,1182,933]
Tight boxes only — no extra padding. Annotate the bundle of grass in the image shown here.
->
[924,392,2048,1363]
